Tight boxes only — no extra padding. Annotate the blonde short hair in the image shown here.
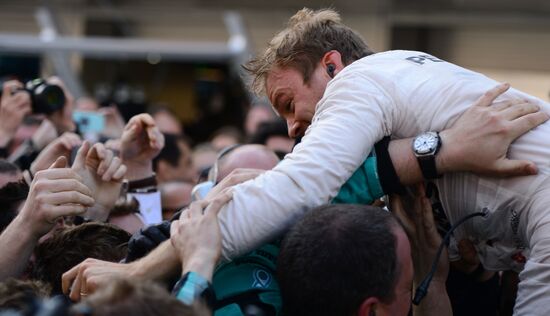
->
[244,8,374,96]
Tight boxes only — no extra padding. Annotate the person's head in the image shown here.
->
[160,181,193,220]
[73,278,209,316]
[32,222,131,294]
[108,198,145,236]
[244,8,374,139]
[153,133,197,183]
[0,278,51,314]
[0,159,21,188]
[249,119,294,159]
[211,126,243,151]
[75,96,100,112]
[278,204,412,316]
[244,105,275,136]
[211,144,280,183]
[151,106,183,135]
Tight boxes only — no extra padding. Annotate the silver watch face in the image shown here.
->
[414,133,439,155]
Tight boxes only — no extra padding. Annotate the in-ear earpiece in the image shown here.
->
[327,64,336,78]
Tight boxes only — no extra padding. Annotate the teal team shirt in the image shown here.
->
[212,152,384,315]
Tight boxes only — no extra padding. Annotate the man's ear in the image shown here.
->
[321,50,345,77]
[358,297,379,316]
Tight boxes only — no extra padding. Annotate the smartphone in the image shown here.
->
[73,111,105,134]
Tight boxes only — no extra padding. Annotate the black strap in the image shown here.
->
[417,156,440,179]
[374,137,406,195]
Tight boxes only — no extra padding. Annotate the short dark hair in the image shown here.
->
[277,204,399,316]
[248,119,289,145]
[0,278,51,313]
[0,181,29,232]
[73,279,209,316]
[0,159,20,175]
[32,222,131,294]
[153,133,189,170]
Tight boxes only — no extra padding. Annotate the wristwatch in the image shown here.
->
[412,132,442,179]
[172,271,215,307]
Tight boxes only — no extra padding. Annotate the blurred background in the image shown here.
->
[0,0,548,141]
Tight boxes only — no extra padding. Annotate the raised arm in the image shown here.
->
[0,158,94,280]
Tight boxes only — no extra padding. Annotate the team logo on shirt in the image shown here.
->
[252,268,272,288]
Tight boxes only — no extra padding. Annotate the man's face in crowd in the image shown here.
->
[266,65,329,139]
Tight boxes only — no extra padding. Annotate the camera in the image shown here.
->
[22,79,66,115]
[0,79,66,115]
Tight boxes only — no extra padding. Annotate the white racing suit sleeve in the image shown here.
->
[218,70,398,260]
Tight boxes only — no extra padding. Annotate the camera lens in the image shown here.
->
[28,80,66,114]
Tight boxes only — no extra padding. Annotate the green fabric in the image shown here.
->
[215,304,244,316]
[333,151,384,205]
[213,242,282,315]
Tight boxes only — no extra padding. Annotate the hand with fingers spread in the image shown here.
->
[171,190,234,281]
[72,142,127,221]
[19,157,95,238]
[0,80,31,148]
[0,157,94,280]
[439,83,549,177]
[30,132,82,175]
[120,113,164,180]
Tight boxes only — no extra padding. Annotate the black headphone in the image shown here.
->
[327,64,336,78]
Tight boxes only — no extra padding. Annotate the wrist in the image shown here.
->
[11,213,41,242]
[0,130,14,148]
[128,260,148,281]
[123,161,154,181]
[181,253,218,282]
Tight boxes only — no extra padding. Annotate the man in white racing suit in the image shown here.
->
[214,8,550,314]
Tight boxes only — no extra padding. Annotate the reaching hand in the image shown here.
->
[72,142,127,221]
[120,114,164,180]
[439,83,549,177]
[30,132,82,175]
[62,258,134,302]
[0,80,31,147]
[389,185,448,286]
[18,157,95,239]
[204,168,265,201]
[171,189,233,280]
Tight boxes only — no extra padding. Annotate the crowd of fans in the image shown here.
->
[1,7,550,316]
